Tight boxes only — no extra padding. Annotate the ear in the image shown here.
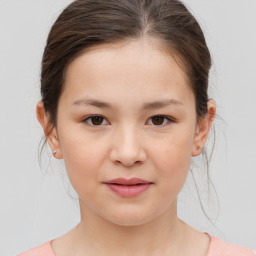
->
[36,101,63,159]
[192,99,216,156]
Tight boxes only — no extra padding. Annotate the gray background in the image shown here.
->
[0,0,255,255]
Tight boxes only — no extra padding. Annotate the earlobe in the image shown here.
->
[36,101,63,159]
[47,127,63,159]
[192,144,202,156]
[192,100,216,157]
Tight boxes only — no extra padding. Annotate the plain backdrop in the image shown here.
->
[0,0,255,255]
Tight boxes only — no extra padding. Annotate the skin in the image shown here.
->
[37,36,216,256]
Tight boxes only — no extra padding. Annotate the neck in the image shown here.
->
[72,198,186,255]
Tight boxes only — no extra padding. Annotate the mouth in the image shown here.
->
[103,178,153,197]
[107,183,150,186]
[103,177,153,186]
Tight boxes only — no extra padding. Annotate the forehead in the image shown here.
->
[61,37,194,106]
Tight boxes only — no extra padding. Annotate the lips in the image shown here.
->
[103,177,153,186]
[103,178,153,197]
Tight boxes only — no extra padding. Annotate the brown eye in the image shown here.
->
[148,115,173,126]
[83,115,108,126]
[91,116,104,125]
[152,116,165,125]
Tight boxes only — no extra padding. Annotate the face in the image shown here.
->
[38,37,215,226]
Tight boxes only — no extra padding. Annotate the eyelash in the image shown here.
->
[82,115,175,127]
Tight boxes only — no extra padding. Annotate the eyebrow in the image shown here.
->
[72,98,184,110]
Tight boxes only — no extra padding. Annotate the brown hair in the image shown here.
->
[41,0,211,125]
[40,0,217,221]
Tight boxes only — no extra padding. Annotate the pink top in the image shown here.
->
[17,234,256,256]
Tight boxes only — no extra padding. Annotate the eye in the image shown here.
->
[82,115,109,126]
[82,115,173,127]
[147,115,174,126]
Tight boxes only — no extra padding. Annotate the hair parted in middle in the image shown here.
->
[39,0,217,222]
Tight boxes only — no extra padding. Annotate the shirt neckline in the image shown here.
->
[47,233,215,256]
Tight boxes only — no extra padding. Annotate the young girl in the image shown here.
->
[17,0,255,255]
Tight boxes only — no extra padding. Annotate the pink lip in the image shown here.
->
[104,177,152,185]
[103,178,153,197]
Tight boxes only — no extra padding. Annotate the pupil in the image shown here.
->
[92,116,103,125]
[152,116,164,125]
[91,116,165,125]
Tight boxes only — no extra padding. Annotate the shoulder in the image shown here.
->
[207,235,256,256]
[16,240,55,256]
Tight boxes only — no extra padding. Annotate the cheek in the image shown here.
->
[150,129,195,189]
[58,129,108,192]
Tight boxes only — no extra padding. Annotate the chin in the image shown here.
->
[109,217,153,227]
[102,209,158,227]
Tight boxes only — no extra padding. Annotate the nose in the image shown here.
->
[109,125,147,167]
